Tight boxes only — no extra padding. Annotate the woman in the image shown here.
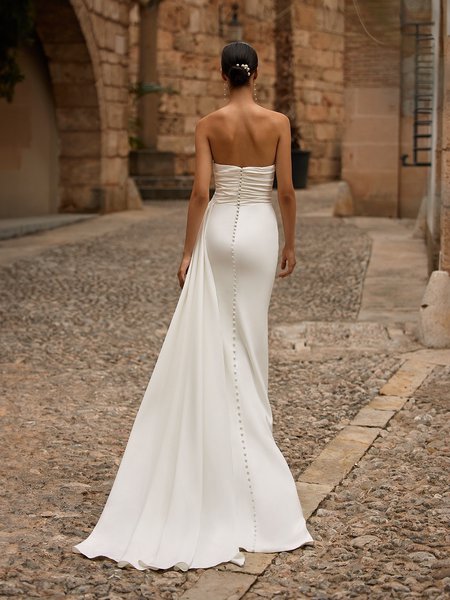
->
[73,41,313,572]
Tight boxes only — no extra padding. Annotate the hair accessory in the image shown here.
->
[235,62,251,76]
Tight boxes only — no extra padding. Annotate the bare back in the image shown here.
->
[192,102,293,201]
[203,104,283,167]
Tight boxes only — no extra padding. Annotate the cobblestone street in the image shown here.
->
[1,195,448,599]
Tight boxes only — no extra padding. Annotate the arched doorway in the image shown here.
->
[35,0,103,213]
[0,0,105,218]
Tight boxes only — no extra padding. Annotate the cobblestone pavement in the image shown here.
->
[0,198,441,599]
[245,366,450,600]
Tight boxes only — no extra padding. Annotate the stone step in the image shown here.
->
[141,187,192,200]
[134,175,216,201]
[133,172,192,201]
[129,149,176,176]
[133,175,195,188]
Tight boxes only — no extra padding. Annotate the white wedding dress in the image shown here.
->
[73,162,314,571]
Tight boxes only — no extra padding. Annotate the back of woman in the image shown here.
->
[73,40,312,574]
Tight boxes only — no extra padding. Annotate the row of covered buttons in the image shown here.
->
[230,167,257,550]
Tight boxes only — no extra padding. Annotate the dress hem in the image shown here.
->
[71,533,314,572]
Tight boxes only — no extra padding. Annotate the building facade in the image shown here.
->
[0,1,448,272]
[1,0,348,215]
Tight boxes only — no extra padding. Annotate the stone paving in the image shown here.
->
[0,195,447,599]
[244,364,450,600]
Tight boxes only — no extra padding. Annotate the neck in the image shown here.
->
[228,77,256,105]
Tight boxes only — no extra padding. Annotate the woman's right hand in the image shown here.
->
[177,255,191,288]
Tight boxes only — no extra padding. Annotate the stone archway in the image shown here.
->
[35,0,104,212]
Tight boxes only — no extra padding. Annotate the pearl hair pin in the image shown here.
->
[236,63,251,76]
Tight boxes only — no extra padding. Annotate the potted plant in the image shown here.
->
[273,0,310,189]
[289,124,310,189]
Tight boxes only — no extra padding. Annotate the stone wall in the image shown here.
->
[128,1,140,137]
[440,4,450,272]
[342,0,402,216]
[151,0,345,183]
[154,0,276,176]
[292,0,345,182]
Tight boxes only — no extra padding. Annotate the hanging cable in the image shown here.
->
[352,0,387,46]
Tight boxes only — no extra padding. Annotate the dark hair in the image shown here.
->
[221,41,258,88]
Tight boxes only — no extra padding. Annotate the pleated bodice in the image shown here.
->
[212,162,275,204]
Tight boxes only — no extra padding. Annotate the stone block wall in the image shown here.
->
[342,0,402,216]
[440,7,450,273]
[155,0,276,176]
[152,0,345,182]
[292,0,345,182]
[151,0,346,183]
[74,0,131,212]
[128,1,141,147]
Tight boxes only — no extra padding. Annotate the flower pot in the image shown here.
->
[273,149,310,190]
[292,149,310,189]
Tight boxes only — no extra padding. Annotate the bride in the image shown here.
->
[73,40,313,572]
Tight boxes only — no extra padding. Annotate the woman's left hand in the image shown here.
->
[177,255,191,288]
[277,246,296,278]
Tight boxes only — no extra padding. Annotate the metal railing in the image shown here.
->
[401,22,435,167]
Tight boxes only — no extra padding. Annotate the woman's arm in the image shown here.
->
[274,114,297,278]
[178,117,212,288]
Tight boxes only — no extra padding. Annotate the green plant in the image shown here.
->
[0,0,36,102]
[128,80,179,149]
[129,81,179,98]
[128,116,146,150]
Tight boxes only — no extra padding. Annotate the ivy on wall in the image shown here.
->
[0,0,36,102]
[129,81,179,150]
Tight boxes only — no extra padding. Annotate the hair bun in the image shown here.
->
[221,41,258,88]
[228,64,250,86]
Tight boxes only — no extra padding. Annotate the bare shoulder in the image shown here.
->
[195,113,211,130]
[193,110,222,137]
[197,107,227,124]
[253,107,289,134]
[263,108,290,128]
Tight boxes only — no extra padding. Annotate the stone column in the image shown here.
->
[138,1,159,148]
[441,3,450,273]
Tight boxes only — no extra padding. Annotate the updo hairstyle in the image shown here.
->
[221,41,258,88]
